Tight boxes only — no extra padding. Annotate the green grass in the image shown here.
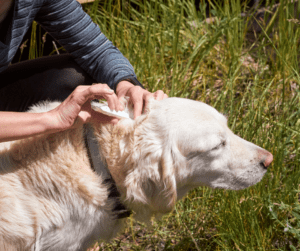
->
[24,0,300,249]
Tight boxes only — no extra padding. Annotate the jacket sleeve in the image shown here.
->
[35,0,144,91]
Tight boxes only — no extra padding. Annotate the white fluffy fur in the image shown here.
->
[0,97,272,250]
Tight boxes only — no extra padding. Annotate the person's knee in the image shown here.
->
[0,55,96,111]
[41,60,95,100]
[53,66,93,88]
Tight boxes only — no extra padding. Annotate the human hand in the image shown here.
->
[116,81,168,119]
[47,84,123,132]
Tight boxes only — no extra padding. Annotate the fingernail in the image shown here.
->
[107,89,114,92]
[119,105,124,110]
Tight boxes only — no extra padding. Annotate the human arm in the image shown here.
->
[0,84,122,143]
[35,0,143,91]
[0,112,56,143]
[35,0,168,118]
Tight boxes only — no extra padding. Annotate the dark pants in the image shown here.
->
[0,54,95,112]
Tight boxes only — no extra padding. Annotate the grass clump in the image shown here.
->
[25,0,300,249]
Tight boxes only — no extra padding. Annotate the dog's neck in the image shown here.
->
[90,103,181,222]
[91,114,149,198]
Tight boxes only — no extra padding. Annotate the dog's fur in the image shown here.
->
[0,97,272,251]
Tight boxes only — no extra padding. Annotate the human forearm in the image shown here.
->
[0,84,122,143]
[0,112,55,143]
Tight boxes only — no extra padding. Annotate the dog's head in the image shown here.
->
[105,97,272,221]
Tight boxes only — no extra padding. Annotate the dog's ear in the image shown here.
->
[137,146,177,216]
[124,148,177,215]
[123,140,177,217]
[150,148,177,213]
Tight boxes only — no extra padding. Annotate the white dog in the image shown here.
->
[0,97,273,251]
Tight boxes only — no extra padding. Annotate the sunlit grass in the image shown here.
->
[24,0,300,249]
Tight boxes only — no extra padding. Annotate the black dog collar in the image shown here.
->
[83,124,132,219]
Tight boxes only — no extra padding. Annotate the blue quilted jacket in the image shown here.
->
[0,0,143,91]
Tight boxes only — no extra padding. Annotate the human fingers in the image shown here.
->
[76,100,120,126]
[143,91,155,116]
[100,92,122,112]
[142,90,168,115]
[73,84,122,112]
[132,97,143,120]
[71,84,114,107]
[81,84,123,112]
[53,85,120,131]
[153,90,168,101]
[127,86,149,119]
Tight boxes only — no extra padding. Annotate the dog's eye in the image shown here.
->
[211,141,226,151]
